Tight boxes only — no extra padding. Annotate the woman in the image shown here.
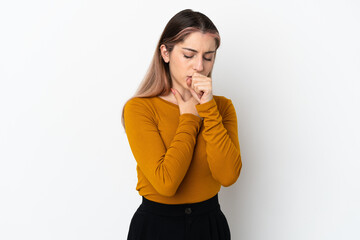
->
[121,9,242,240]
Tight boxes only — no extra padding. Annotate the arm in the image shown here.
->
[195,97,242,186]
[124,98,202,197]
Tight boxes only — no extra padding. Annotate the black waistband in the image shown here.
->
[138,194,220,217]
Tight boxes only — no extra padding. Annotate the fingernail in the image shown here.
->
[171,88,175,94]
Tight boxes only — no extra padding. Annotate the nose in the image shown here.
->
[193,56,204,72]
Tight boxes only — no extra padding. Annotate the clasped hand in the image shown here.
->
[171,73,213,119]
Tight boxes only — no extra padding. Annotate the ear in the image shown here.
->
[160,44,170,63]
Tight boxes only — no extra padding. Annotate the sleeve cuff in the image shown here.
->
[195,98,217,117]
[179,113,203,124]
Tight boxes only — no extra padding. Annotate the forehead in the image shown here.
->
[176,32,216,52]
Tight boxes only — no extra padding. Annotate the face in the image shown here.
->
[161,32,217,90]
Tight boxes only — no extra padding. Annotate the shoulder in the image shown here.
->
[213,95,231,102]
[124,97,154,111]
[213,95,233,109]
[212,95,237,120]
[124,97,158,120]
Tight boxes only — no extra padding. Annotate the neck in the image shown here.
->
[171,80,192,101]
[176,88,192,101]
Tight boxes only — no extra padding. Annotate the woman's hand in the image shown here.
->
[171,88,203,120]
[187,73,213,104]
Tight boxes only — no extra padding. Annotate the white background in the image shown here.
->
[1,0,359,239]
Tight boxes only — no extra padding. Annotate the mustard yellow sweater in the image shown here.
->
[124,95,242,204]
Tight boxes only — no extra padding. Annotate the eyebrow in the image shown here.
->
[182,47,216,54]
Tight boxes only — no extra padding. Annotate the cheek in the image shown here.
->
[176,57,189,67]
[169,59,185,78]
[204,61,214,69]
[171,58,189,72]
[205,62,215,75]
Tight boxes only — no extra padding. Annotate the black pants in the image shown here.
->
[127,194,231,240]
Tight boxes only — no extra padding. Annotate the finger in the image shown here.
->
[191,78,208,84]
[192,72,206,78]
[191,75,208,81]
[189,88,201,102]
[191,77,211,90]
[186,78,192,88]
[192,82,211,94]
[192,74,211,83]
[171,88,184,103]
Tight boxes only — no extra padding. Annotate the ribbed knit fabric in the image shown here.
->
[124,95,242,204]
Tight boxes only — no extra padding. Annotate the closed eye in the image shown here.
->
[183,55,212,61]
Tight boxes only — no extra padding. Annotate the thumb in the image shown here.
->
[171,88,184,104]
[189,87,201,103]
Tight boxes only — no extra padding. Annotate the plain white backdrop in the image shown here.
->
[1,0,359,239]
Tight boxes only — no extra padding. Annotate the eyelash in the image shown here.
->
[184,55,212,61]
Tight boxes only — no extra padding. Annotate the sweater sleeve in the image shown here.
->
[195,97,242,187]
[124,98,202,197]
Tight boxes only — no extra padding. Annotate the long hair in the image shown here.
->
[121,9,221,130]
